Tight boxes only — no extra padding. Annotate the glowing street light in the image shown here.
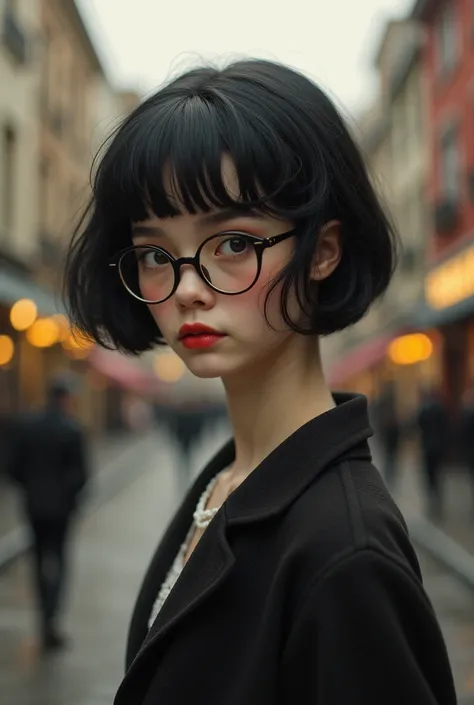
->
[387,334,433,366]
[0,335,14,365]
[26,318,60,348]
[10,299,37,331]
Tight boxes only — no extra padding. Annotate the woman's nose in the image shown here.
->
[174,264,215,309]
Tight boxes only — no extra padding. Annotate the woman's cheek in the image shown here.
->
[147,300,174,334]
[224,276,284,332]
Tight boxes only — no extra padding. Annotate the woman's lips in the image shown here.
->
[180,333,226,350]
[178,323,226,349]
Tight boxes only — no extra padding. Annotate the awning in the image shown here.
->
[88,347,164,396]
[327,333,395,386]
[407,294,474,330]
[410,240,474,329]
[0,264,63,315]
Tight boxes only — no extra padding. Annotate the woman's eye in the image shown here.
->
[139,250,169,268]
[217,236,249,256]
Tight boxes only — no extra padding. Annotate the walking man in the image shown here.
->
[416,387,449,520]
[375,383,401,490]
[7,377,89,651]
[459,386,474,515]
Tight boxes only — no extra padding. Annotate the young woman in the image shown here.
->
[65,59,456,704]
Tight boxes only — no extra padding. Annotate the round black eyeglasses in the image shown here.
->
[109,229,297,305]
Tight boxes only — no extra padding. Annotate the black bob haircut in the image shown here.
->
[64,59,398,354]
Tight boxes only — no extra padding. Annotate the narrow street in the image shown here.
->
[0,428,473,704]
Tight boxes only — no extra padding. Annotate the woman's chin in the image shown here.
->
[183,352,245,380]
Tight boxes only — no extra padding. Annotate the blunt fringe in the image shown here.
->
[64,59,398,354]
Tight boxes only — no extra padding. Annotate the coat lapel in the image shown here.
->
[141,507,235,651]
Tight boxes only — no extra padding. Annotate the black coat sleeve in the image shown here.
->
[283,548,457,704]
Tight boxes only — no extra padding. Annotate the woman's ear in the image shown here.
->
[310,220,342,281]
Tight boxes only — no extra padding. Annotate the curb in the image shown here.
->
[0,433,158,573]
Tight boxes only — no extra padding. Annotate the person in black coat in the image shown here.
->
[416,387,449,520]
[7,377,89,650]
[64,59,456,703]
[374,382,401,490]
[459,386,474,514]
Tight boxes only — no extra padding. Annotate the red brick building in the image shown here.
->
[413,0,474,413]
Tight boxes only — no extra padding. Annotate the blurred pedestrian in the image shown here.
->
[171,401,205,486]
[375,382,401,490]
[459,386,474,514]
[65,60,456,704]
[7,376,89,651]
[416,387,449,520]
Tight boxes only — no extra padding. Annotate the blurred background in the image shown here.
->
[0,0,474,703]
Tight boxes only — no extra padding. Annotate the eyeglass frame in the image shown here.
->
[108,228,297,304]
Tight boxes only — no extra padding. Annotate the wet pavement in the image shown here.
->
[0,426,473,704]
[418,552,474,703]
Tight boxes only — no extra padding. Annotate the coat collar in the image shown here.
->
[225,392,372,524]
[167,392,373,527]
[117,393,372,702]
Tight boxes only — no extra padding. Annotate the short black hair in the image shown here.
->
[64,59,398,354]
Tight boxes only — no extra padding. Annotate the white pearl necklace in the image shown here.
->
[193,471,226,529]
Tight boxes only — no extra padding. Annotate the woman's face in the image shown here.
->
[131,162,299,381]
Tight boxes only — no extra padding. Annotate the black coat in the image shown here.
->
[116,394,456,705]
[7,407,89,521]
[460,404,474,464]
[417,400,449,456]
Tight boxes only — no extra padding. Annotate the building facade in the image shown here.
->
[0,0,41,264]
[0,0,57,414]
[412,0,474,414]
[37,0,105,283]
[323,19,430,422]
[0,0,151,435]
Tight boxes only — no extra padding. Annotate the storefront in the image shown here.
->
[0,261,103,431]
[412,240,474,416]
[0,262,62,414]
[327,324,441,426]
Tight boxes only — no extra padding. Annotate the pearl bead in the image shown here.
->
[193,471,226,529]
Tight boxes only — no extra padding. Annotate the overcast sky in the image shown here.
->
[77,0,414,117]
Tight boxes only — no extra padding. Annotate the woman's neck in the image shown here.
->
[222,337,335,482]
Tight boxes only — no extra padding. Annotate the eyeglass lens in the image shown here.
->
[119,233,259,303]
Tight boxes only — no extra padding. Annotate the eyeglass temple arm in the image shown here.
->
[262,229,297,249]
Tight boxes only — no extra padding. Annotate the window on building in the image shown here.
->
[471,0,474,45]
[391,98,407,167]
[39,158,50,233]
[41,27,51,116]
[436,2,460,77]
[418,182,429,244]
[406,73,423,151]
[439,125,460,200]
[1,126,16,241]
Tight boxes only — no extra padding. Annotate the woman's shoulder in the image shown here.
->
[281,456,419,584]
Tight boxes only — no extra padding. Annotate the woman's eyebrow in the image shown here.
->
[130,208,266,239]
[197,207,266,227]
[131,224,165,238]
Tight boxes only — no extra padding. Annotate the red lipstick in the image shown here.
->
[178,323,226,350]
